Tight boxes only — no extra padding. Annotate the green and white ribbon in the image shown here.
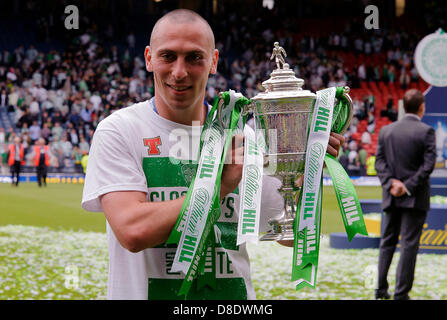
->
[196,232,217,291]
[292,182,323,289]
[292,87,368,289]
[292,87,335,289]
[324,154,368,241]
[236,124,265,245]
[167,90,249,297]
[297,87,336,232]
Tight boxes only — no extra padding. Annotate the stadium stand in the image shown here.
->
[0,0,440,177]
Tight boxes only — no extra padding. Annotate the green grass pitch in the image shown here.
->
[0,182,382,234]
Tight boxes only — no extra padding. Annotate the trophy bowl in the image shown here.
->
[246,43,353,241]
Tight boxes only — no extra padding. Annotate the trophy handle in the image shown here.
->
[333,86,354,135]
[217,92,225,129]
[217,91,254,128]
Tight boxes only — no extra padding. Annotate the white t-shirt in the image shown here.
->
[82,99,283,300]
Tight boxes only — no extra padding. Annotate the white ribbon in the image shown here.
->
[237,124,265,245]
[298,87,336,232]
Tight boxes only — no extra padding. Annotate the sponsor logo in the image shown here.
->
[305,142,324,190]
[143,136,162,155]
[187,188,210,236]
[243,165,260,209]
[415,30,447,87]
[419,223,447,248]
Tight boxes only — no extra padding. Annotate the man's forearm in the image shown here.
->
[101,192,185,252]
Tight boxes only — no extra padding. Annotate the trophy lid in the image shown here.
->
[252,42,315,100]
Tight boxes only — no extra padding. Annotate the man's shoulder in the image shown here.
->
[418,120,434,132]
[401,116,434,133]
[382,117,434,142]
[378,121,395,135]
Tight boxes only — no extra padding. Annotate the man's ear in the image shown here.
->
[144,46,153,72]
[210,49,219,75]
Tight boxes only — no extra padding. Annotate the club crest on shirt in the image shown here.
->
[143,136,162,155]
[181,163,196,185]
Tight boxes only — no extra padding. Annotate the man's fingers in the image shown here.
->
[330,132,345,145]
[234,146,244,165]
[233,134,244,148]
[328,135,341,151]
[326,144,338,158]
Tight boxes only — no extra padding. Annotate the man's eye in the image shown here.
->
[188,54,203,62]
[160,54,176,61]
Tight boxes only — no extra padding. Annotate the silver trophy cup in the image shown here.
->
[246,42,353,241]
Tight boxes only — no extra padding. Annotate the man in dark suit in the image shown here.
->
[375,89,436,300]
[0,88,9,107]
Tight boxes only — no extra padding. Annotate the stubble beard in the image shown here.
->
[157,86,205,125]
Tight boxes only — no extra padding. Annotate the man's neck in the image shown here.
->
[154,96,207,126]
[405,113,421,120]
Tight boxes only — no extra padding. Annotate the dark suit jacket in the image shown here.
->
[375,114,436,212]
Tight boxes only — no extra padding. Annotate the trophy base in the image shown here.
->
[260,230,295,241]
[260,217,295,241]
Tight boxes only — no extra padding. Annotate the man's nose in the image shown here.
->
[171,58,188,80]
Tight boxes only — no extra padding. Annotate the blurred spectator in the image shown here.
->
[357,144,368,176]
[72,145,83,173]
[51,110,64,125]
[1,88,9,106]
[51,122,63,141]
[68,128,79,145]
[18,108,32,128]
[399,66,411,89]
[338,148,349,173]
[0,128,6,174]
[60,134,73,160]
[29,120,41,144]
[381,96,398,122]
[79,136,90,154]
[32,138,50,187]
[0,128,5,147]
[8,136,24,186]
[361,130,372,145]
[29,98,40,119]
[366,154,377,176]
[367,111,376,133]
[41,122,51,143]
[80,104,93,125]
[81,151,88,174]
[21,122,29,136]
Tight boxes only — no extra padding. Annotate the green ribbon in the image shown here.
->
[167,91,250,298]
[196,232,216,291]
[291,87,367,290]
[324,154,368,241]
[292,179,323,289]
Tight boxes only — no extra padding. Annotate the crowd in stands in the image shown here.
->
[0,7,432,176]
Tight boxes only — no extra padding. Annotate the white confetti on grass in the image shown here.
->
[0,225,108,300]
[1,225,446,300]
[247,236,447,300]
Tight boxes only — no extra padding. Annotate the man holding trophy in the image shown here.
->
[82,9,349,300]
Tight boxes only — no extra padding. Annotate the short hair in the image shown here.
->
[403,89,424,114]
[150,9,215,49]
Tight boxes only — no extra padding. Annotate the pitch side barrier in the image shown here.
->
[0,173,85,184]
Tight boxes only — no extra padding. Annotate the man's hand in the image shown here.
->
[327,132,345,158]
[390,179,406,197]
